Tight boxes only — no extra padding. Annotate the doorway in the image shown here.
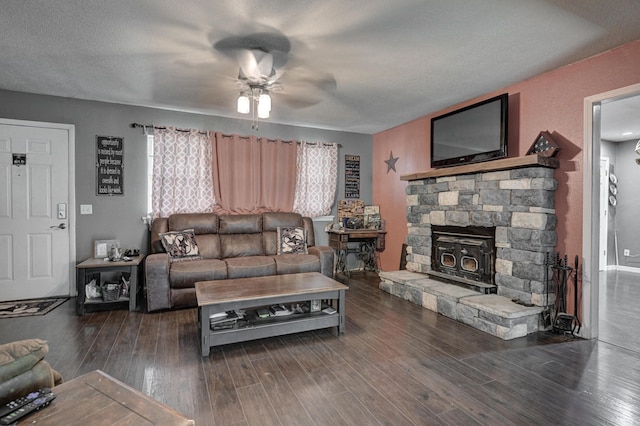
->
[583,83,640,349]
[0,118,75,301]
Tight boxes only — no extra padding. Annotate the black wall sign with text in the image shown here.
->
[96,136,124,196]
[345,155,360,198]
[12,153,26,165]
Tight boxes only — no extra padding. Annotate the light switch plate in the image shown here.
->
[80,204,93,215]
[57,203,67,219]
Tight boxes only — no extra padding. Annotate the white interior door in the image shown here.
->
[599,157,609,271]
[0,122,73,301]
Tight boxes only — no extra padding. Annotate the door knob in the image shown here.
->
[50,223,66,230]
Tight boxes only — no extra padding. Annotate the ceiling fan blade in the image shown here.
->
[270,49,289,70]
[214,32,291,56]
[278,67,337,92]
[277,92,323,109]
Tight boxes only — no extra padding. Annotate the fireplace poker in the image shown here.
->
[552,254,578,336]
[573,255,582,334]
[541,252,552,329]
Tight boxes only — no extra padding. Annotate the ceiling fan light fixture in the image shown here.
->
[259,92,271,112]
[257,101,270,119]
[237,92,250,114]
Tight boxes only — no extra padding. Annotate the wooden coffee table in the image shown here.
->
[23,370,194,425]
[196,272,348,356]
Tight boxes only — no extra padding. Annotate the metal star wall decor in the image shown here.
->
[385,151,399,173]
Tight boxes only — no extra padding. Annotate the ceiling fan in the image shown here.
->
[214,31,336,128]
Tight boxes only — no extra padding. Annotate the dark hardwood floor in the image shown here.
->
[599,270,640,353]
[2,273,640,425]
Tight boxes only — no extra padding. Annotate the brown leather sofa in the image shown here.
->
[145,212,335,312]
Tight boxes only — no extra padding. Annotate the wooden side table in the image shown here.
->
[327,229,386,276]
[24,370,194,425]
[75,255,144,315]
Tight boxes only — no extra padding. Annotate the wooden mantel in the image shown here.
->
[400,155,559,181]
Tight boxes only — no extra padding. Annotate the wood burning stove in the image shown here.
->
[430,225,496,293]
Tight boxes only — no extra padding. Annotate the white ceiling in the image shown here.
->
[601,94,640,142]
[1,0,640,135]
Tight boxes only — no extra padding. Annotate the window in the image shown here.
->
[147,130,337,218]
[146,134,154,215]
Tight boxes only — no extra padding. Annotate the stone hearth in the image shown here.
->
[379,270,542,340]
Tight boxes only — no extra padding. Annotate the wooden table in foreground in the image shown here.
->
[24,370,194,425]
[196,272,348,356]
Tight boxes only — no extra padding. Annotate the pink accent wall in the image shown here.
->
[373,39,640,272]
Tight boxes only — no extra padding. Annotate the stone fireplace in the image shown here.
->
[379,156,559,340]
[405,164,557,305]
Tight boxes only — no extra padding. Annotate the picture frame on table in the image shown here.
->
[364,205,381,229]
[310,299,321,312]
[94,239,120,259]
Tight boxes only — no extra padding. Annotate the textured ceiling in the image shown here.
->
[1,0,640,135]
[601,94,640,143]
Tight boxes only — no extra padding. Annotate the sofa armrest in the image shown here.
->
[0,360,62,406]
[307,245,334,278]
[145,253,172,312]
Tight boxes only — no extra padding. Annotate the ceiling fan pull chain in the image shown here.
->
[252,96,259,130]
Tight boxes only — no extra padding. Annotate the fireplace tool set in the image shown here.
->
[542,253,581,335]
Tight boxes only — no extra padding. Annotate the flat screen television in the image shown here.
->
[430,93,508,168]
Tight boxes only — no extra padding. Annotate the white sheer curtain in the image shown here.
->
[151,127,215,218]
[293,141,338,217]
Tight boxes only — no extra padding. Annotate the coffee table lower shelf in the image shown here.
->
[202,313,341,350]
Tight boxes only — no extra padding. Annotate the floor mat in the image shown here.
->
[0,298,68,318]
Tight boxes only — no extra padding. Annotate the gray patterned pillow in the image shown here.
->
[277,227,308,255]
[159,229,202,262]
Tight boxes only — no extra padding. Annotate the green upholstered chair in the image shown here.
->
[0,339,63,405]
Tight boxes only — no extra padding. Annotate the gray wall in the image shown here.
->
[0,89,372,260]
[601,140,617,266]
[613,139,640,268]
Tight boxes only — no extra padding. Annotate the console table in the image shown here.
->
[327,229,386,276]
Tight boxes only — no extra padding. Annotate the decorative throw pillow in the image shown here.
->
[277,227,308,255]
[159,229,202,262]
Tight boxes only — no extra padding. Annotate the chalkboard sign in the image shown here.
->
[345,155,360,198]
[96,136,124,196]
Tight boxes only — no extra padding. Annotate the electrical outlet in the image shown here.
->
[80,204,93,215]
[624,249,630,256]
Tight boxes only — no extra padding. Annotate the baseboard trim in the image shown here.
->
[613,265,640,273]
